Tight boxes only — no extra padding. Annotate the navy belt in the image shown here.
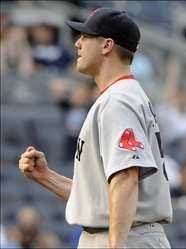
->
[83,222,163,234]
[83,226,108,234]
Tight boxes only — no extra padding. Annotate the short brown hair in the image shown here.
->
[115,44,134,64]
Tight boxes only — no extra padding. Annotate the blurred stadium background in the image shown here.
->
[1,0,186,248]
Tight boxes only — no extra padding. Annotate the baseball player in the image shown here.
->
[19,8,172,248]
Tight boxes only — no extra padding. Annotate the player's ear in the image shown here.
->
[101,38,114,55]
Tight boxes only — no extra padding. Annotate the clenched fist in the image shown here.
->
[19,146,49,181]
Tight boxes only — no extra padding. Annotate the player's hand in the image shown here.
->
[19,146,49,181]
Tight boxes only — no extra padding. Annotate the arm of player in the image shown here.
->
[19,147,72,202]
[36,168,72,202]
[108,167,139,249]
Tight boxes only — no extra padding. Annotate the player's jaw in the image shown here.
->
[76,52,91,74]
[77,53,102,76]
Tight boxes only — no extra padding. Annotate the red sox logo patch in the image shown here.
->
[119,128,144,151]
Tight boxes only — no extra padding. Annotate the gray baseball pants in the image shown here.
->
[78,222,171,248]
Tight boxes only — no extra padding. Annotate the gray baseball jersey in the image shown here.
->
[66,75,173,227]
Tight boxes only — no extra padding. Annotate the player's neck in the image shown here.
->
[94,63,131,91]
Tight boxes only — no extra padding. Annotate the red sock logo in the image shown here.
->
[119,128,144,151]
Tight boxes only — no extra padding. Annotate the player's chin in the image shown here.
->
[76,62,90,75]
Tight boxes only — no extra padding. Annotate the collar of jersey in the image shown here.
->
[99,74,135,95]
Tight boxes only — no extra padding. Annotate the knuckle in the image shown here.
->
[21,153,28,158]
[39,152,45,157]
[19,163,25,169]
[24,158,29,163]
[19,165,24,172]
[21,164,29,172]
[20,158,26,164]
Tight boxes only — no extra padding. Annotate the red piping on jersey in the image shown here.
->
[99,74,135,95]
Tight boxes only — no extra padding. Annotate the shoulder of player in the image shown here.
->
[99,78,143,100]
[99,80,146,112]
[113,78,144,95]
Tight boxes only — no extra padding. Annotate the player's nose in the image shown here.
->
[75,36,82,49]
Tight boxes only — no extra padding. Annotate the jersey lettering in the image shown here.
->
[148,101,157,123]
[155,132,168,181]
[76,138,85,162]
[155,132,164,158]
[148,102,168,181]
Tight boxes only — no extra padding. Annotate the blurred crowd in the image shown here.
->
[1,207,62,248]
[1,0,186,248]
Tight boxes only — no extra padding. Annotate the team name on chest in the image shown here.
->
[75,137,85,162]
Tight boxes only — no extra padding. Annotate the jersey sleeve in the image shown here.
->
[98,95,158,182]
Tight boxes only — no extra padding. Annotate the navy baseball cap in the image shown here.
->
[65,8,140,53]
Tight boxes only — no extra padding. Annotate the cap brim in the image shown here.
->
[65,21,98,35]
